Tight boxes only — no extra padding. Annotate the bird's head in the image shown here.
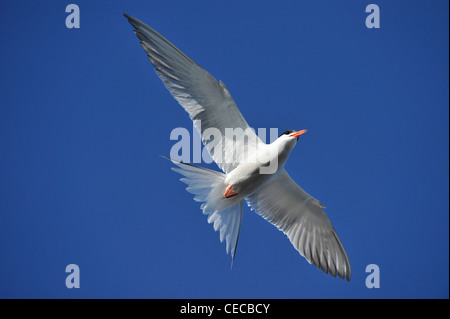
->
[270,129,307,168]
[279,129,307,142]
[275,129,308,154]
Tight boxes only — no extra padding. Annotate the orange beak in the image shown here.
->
[289,129,307,138]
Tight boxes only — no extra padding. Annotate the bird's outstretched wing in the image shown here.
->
[246,170,351,280]
[124,14,263,174]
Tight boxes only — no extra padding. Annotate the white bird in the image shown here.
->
[124,14,351,280]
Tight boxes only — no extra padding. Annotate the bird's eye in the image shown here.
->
[280,130,291,137]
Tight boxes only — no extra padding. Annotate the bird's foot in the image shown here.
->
[224,185,238,198]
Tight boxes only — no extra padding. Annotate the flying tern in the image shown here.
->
[124,14,351,280]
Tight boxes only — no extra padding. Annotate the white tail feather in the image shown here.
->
[167,158,243,265]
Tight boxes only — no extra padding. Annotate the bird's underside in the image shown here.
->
[124,14,351,280]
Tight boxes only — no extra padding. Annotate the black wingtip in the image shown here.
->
[123,13,135,23]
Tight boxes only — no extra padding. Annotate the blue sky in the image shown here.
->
[0,1,448,298]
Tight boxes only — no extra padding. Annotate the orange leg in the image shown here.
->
[224,185,238,198]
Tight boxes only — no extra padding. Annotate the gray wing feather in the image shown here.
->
[124,14,262,173]
[246,170,351,280]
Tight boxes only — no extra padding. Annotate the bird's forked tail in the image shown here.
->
[167,158,243,266]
